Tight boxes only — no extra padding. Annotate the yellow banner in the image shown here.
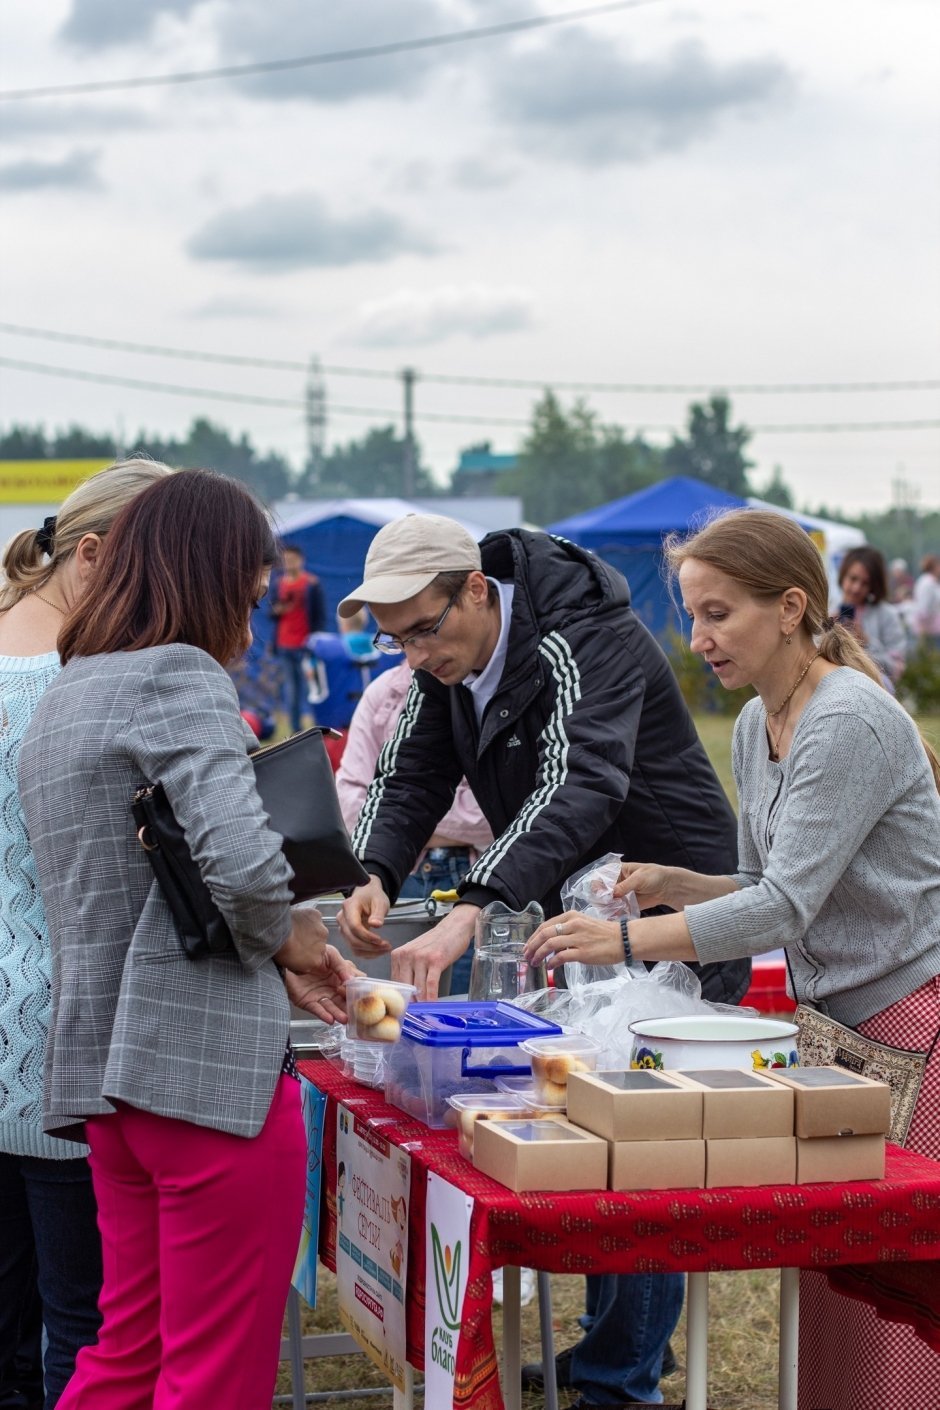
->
[0,459,112,504]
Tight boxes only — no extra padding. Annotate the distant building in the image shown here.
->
[451,444,518,497]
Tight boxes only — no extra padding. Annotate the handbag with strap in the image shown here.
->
[132,726,369,960]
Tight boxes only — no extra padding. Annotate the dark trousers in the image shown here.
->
[277,646,311,733]
[0,1154,102,1410]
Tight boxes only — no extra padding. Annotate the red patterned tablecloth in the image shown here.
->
[300,1059,940,1410]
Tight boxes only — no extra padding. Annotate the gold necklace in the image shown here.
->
[765,651,820,761]
[31,589,67,615]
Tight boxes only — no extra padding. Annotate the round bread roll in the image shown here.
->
[458,1110,478,1140]
[458,1131,474,1162]
[534,1078,568,1107]
[378,987,408,1019]
[530,1053,552,1080]
[370,1015,401,1043]
[353,992,387,1027]
[442,1108,459,1130]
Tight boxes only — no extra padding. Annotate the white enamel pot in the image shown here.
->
[628,1014,799,1072]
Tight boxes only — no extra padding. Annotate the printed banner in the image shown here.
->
[335,1102,412,1390]
[425,1172,474,1408]
[0,460,111,504]
[291,1077,328,1307]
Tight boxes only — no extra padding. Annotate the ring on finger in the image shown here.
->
[555,922,565,936]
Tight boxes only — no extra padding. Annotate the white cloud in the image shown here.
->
[186,192,441,272]
[347,284,534,346]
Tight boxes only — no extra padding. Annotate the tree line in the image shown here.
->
[2,397,936,568]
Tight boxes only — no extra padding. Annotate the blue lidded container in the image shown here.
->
[385,1001,563,1128]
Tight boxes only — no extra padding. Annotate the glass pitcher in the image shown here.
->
[468,901,547,1002]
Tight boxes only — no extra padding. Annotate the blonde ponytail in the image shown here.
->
[1,456,174,611]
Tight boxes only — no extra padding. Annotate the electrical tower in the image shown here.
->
[305,356,327,485]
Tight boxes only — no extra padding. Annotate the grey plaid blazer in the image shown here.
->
[19,644,294,1139]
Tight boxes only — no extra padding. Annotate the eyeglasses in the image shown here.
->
[372,589,462,655]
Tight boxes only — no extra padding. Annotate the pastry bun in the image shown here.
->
[369,1015,402,1043]
[353,993,387,1027]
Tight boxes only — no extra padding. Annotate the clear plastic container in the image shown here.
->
[518,1033,601,1108]
[345,978,417,1044]
[447,1092,532,1161]
[495,1073,566,1111]
[384,1000,563,1128]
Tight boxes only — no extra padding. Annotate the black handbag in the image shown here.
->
[132,727,369,959]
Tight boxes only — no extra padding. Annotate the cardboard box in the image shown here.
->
[566,1068,703,1142]
[472,1115,608,1193]
[705,1137,796,1188]
[763,1067,891,1138]
[796,1134,886,1184]
[673,1069,794,1139]
[609,1138,705,1192]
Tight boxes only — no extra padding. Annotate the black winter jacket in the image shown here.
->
[353,529,750,1005]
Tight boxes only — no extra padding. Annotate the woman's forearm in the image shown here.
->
[663,868,741,910]
[627,910,698,961]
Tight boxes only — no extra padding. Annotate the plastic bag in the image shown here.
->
[512,853,754,1068]
[559,852,642,989]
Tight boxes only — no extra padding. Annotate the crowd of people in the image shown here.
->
[1,461,938,1410]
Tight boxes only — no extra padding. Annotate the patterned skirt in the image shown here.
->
[798,975,940,1410]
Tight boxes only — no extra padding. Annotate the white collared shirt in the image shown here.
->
[463,578,515,723]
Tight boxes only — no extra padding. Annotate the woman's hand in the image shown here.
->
[283,945,363,1024]
[274,905,330,972]
[338,875,392,956]
[614,862,674,911]
[523,911,624,971]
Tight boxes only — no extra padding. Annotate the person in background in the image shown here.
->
[525,508,940,1410]
[336,512,750,1409]
[271,542,326,732]
[19,470,358,1410]
[835,544,908,687]
[913,554,940,646]
[336,660,493,992]
[0,458,172,1410]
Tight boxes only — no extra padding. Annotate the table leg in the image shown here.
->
[501,1265,522,1410]
[685,1271,709,1410]
[392,1361,414,1410]
[285,1287,307,1410]
[777,1267,799,1410]
[537,1272,559,1410]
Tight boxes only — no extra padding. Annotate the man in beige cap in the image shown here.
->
[336,511,747,1410]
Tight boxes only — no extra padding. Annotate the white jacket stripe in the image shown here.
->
[467,632,581,887]
[352,674,424,855]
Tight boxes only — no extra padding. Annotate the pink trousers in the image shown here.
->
[59,1075,306,1410]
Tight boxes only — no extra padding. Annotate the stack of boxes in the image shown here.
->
[472,1064,891,1193]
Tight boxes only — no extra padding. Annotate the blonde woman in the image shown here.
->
[526,509,940,1410]
[0,459,173,1408]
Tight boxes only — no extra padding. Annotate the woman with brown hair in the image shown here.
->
[18,469,358,1410]
[525,508,940,1410]
[0,457,172,1409]
[835,543,908,686]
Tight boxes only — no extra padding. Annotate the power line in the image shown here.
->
[3,355,938,433]
[0,1,658,101]
[2,322,937,395]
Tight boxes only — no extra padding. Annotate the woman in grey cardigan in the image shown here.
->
[526,509,940,1410]
[20,470,358,1410]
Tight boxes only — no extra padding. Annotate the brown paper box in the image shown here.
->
[672,1069,794,1139]
[705,1137,796,1188]
[473,1115,608,1193]
[796,1134,886,1184]
[609,1138,705,1192]
[763,1066,891,1138]
[566,1068,703,1142]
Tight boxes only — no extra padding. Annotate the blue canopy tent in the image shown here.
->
[548,477,748,639]
[235,499,490,731]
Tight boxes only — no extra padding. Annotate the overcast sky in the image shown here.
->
[1,0,938,516]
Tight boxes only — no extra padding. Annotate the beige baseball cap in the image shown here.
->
[338,513,482,617]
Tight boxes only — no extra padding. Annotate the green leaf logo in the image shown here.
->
[431,1223,462,1331]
